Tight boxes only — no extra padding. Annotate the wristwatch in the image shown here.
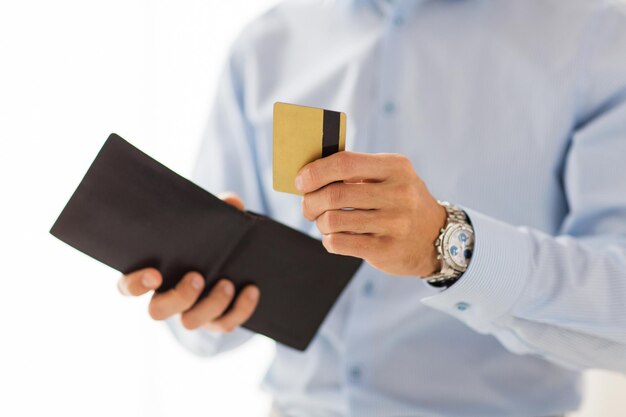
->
[425,201,474,288]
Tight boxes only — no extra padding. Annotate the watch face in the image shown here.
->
[445,226,474,269]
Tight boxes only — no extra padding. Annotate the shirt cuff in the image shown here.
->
[165,316,256,357]
[421,207,533,333]
[165,316,223,357]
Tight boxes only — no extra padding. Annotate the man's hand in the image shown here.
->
[117,192,260,333]
[296,152,447,277]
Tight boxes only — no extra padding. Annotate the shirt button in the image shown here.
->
[383,101,395,114]
[456,302,470,312]
[362,280,374,296]
[393,16,405,27]
[348,366,362,383]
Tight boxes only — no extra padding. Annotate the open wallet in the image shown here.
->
[50,134,362,351]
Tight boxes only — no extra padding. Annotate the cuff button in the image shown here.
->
[455,302,470,312]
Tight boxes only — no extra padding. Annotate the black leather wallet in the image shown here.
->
[50,134,362,351]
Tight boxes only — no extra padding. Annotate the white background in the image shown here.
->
[0,1,624,416]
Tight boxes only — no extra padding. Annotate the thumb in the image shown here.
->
[218,191,245,211]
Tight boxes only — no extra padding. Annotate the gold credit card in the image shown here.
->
[273,102,347,195]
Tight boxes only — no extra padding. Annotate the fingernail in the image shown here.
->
[191,275,205,290]
[322,235,335,253]
[222,281,234,296]
[247,287,259,301]
[295,175,303,191]
[142,274,158,288]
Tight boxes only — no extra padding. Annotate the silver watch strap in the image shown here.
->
[439,201,467,223]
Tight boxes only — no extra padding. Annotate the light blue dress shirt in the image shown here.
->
[167,0,626,416]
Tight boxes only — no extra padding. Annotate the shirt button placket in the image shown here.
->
[348,365,362,384]
[381,11,404,118]
[382,100,396,114]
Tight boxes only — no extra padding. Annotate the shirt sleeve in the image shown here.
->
[422,4,626,373]
[165,34,269,357]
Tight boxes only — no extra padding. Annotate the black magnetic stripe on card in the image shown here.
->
[322,110,340,158]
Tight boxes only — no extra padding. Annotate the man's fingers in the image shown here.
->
[148,271,205,321]
[118,268,162,296]
[296,152,398,194]
[180,279,235,330]
[316,209,384,235]
[218,192,245,211]
[322,232,380,259]
[302,182,384,220]
[205,285,260,333]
